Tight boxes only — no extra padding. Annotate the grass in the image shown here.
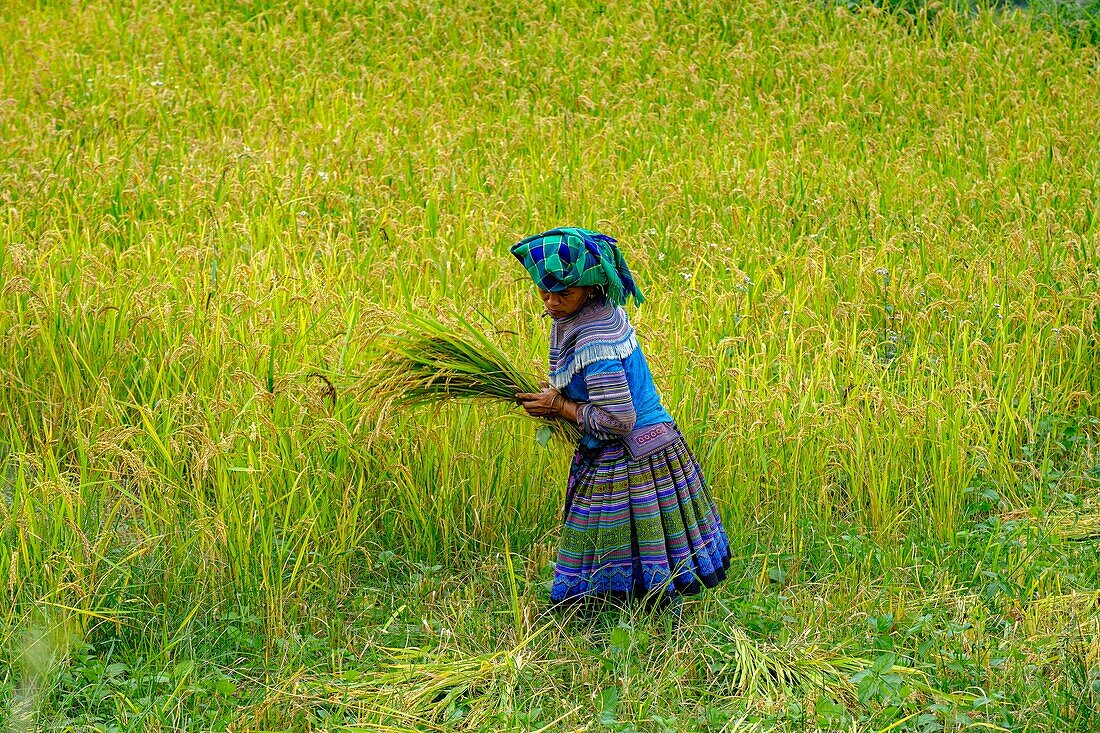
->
[1,0,1099,730]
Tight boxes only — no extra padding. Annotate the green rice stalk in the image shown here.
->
[373,311,582,444]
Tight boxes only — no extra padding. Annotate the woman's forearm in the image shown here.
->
[556,397,581,424]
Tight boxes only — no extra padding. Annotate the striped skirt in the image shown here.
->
[549,428,731,604]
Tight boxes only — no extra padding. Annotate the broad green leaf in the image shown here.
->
[598,685,619,725]
[535,424,553,448]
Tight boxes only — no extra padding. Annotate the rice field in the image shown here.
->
[1,0,1098,730]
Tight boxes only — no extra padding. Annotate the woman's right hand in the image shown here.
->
[515,385,562,418]
[515,384,581,424]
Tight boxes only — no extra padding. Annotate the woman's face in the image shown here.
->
[539,286,591,318]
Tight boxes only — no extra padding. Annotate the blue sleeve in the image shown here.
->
[576,359,636,440]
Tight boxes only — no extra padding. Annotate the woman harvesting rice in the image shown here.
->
[512,227,731,610]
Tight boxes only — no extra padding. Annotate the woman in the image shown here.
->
[511,227,731,609]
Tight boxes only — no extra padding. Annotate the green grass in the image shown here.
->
[1,0,1099,730]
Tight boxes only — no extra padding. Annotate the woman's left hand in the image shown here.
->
[515,383,562,418]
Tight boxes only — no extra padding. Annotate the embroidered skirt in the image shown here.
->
[549,429,731,604]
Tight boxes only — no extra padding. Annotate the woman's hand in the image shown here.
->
[515,382,564,418]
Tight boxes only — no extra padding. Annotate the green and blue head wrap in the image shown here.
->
[510,227,645,307]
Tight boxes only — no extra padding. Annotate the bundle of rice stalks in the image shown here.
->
[704,621,865,700]
[999,507,1100,541]
[287,623,561,730]
[1060,513,1100,541]
[703,602,973,705]
[373,311,582,445]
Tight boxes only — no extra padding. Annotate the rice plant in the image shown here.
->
[372,311,582,444]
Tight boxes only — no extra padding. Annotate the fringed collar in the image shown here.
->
[548,299,638,389]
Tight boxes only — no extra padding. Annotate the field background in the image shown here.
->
[1,0,1099,730]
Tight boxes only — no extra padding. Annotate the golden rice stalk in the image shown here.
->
[295,622,555,729]
[705,602,973,705]
[999,508,1100,541]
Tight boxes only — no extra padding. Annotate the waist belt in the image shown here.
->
[621,421,679,460]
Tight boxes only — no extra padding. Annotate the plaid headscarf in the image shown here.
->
[509,227,645,307]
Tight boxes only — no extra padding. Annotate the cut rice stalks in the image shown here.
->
[372,311,582,445]
[999,507,1100,541]
[281,622,558,730]
[703,601,975,705]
